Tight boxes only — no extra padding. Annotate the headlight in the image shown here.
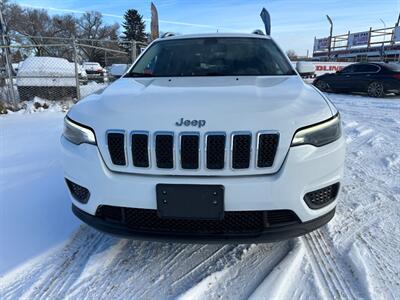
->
[291,113,341,147]
[63,117,96,145]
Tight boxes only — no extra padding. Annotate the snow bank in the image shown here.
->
[0,112,79,275]
[1,97,74,115]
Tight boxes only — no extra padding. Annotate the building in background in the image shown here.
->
[313,18,400,62]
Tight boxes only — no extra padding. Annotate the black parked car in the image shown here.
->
[313,62,400,97]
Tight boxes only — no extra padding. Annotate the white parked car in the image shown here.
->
[62,33,345,242]
[82,62,107,82]
[17,57,80,101]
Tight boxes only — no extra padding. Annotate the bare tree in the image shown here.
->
[286,49,298,60]
[2,4,119,64]
[76,11,119,64]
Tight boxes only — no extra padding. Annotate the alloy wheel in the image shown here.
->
[315,80,330,92]
[367,82,384,98]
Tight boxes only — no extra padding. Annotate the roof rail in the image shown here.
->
[161,32,175,38]
[252,29,265,36]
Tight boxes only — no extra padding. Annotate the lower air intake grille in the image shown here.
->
[131,133,149,168]
[66,179,90,204]
[232,134,251,169]
[304,183,340,209]
[96,206,301,235]
[107,132,126,165]
[257,133,279,168]
[155,134,174,168]
[267,210,300,225]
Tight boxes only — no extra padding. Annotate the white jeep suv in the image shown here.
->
[62,33,345,242]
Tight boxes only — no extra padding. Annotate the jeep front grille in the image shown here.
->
[107,132,126,166]
[180,133,200,169]
[206,134,226,169]
[131,133,149,168]
[257,133,279,168]
[155,133,174,169]
[106,131,279,171]
[232,133,252,169]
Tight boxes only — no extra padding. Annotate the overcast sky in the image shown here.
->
[15,0,400,55]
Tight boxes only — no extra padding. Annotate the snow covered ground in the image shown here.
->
[0,93,399,299]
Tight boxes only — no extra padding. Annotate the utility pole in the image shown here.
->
[326,15,333,61]
[0,7,16,106]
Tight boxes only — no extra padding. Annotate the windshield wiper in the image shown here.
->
[126,72,155,77]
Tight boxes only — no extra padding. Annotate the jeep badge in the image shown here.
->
[175,118,206,128]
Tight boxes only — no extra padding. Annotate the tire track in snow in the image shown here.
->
[359,240,396,299]
[136,245,236,299]
[302,230,362,300]
[77,241,206,299]
[249,240,314,300]
[50,239,252,299]
[333,199,397,251]
[31,230,108,299]
[158,244,204,275]
[1,227,108,300]
[177,241,292,300]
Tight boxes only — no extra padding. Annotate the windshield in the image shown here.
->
[128,37,295,77]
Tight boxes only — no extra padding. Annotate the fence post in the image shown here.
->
[131,40,137,63]
[0,9,16,106]
[72,37,81,100]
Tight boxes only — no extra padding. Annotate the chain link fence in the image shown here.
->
[0,37,146,106]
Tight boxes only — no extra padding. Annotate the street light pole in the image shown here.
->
[380,18,386,43]
[326,15,333,61]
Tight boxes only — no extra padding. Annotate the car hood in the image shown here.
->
[68,76,334,175]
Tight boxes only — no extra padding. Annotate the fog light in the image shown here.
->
[66,179,90,204]
[304,183,340,209]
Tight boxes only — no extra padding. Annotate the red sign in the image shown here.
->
[315,65,344,72]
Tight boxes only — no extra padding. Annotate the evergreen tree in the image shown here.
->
[122,9,146,42]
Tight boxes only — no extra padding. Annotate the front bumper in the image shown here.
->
[72,204,336,243]
[61,135,345,239]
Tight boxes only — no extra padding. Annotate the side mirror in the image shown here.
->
[296,61,315,77]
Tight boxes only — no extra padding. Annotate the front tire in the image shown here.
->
[367,81,384,98]
[314,80,331,92]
